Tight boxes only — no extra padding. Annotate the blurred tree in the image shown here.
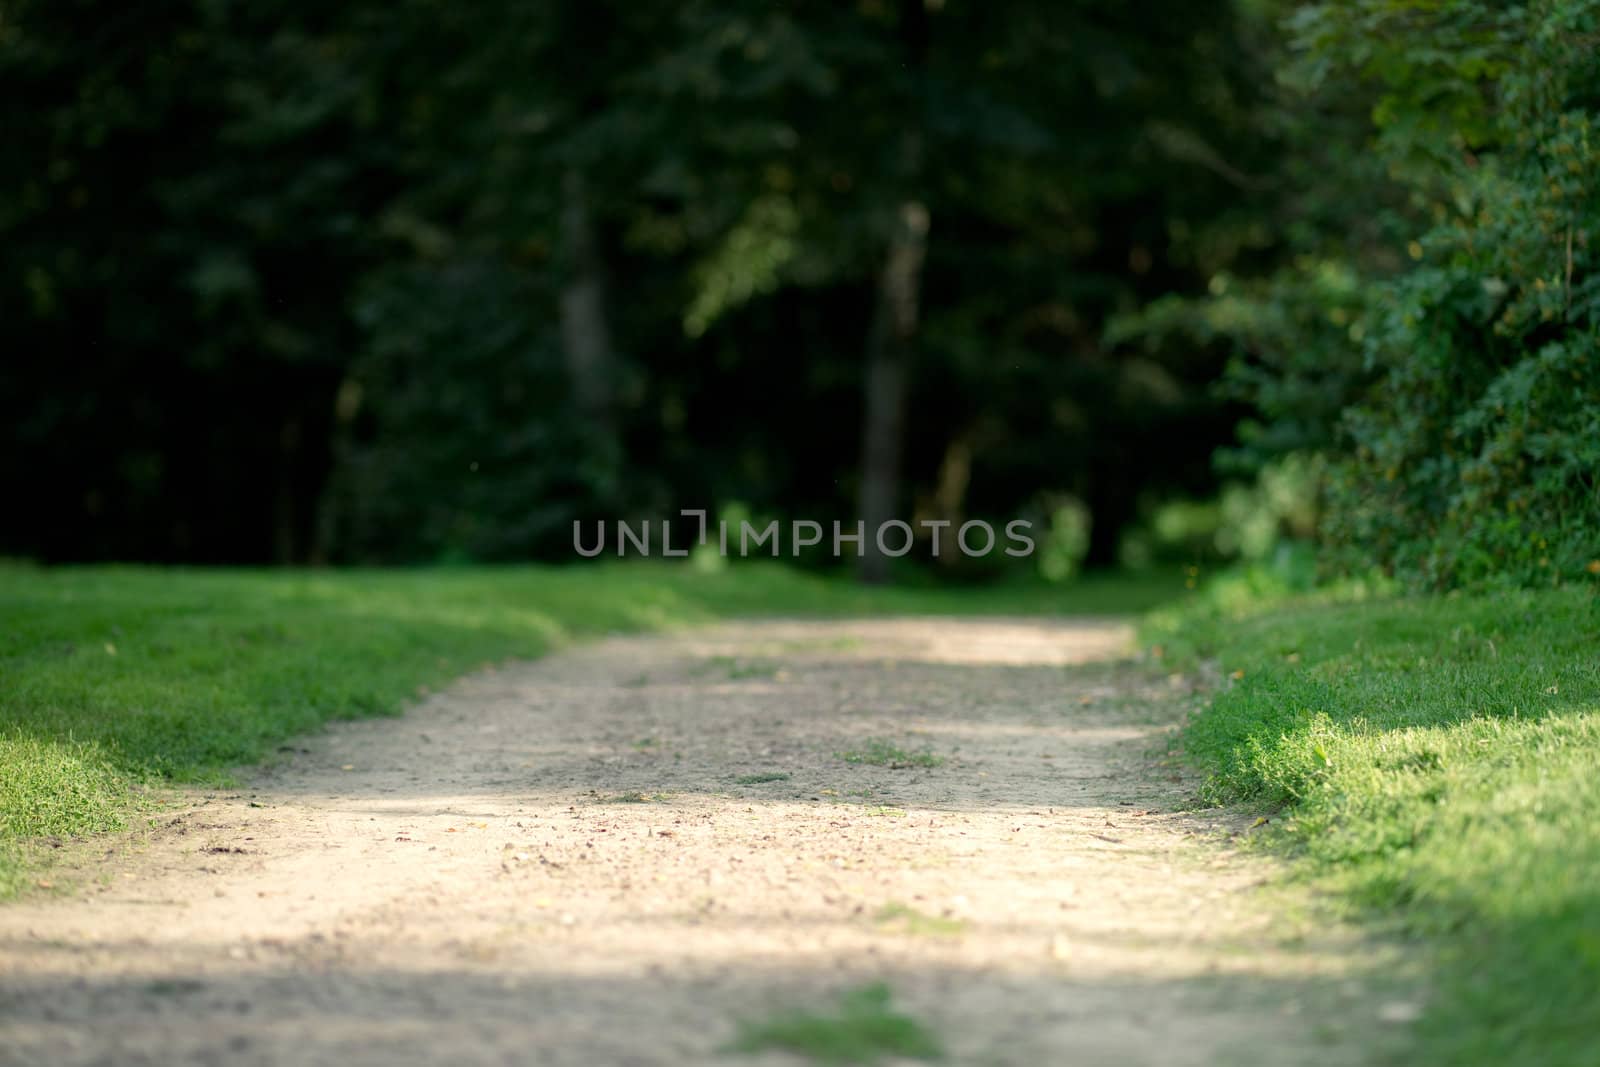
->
[2,0,1285,573]
[1,0,388,562]
[661,0,1275,573]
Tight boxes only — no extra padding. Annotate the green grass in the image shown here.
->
[597,790,674,804]
[836,740,945,770]
[697,655,781,680]
[873,902,968,936]
[734,772,791,785]
[1147,575,1600,1066]
[0,560,1178,894]
[728,983,943,1064]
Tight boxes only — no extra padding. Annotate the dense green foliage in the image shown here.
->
[1133,1,1600,588]
[1,0,1284,570]
[1311,1,1600,588]
[4,2,1590,580]
[1148,579,1600,1064]
[0,561,1178,892]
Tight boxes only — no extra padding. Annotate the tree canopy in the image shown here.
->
[4,0,1595,589]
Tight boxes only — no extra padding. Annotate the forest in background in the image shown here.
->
[4,0,1595,590]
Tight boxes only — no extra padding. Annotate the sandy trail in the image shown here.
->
[0,618,1392,1066]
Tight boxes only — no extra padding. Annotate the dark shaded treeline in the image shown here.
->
[3,0,1287,572]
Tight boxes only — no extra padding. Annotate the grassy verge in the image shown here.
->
[1146,569,1600,1065]
[0,560,1178,894]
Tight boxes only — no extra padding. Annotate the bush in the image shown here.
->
[1300,1,1600,589]
[1129,1,1600,591]
[1119,454,1324,569]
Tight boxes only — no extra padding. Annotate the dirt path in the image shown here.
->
[0,618,1398,1066]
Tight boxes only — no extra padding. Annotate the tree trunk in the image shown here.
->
[1083,473,1135,570]
[309,378,363,566]
[855,0,929,585]
[559,167,617,433]
[856,198,929,584]
[273,418,300,565]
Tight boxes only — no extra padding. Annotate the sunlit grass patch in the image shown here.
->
[0,735,137,842]
[1153,582,1600,1066]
